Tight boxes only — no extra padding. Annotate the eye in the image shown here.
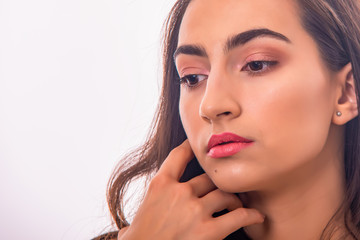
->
[241,61,278,75]
[248,61,265,71]
[179,74,207,88]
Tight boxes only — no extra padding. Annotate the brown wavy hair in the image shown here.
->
[94,0,360,239]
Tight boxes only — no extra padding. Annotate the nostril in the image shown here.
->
[217,111,231,117]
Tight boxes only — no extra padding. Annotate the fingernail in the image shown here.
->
[257,213,265,221]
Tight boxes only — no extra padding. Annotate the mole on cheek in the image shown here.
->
[214,169,217,173]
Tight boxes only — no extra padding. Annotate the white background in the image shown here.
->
[0,0,176,239]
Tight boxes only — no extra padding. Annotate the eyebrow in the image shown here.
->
[173,28,291,60]
[173,44,208,60]
[225,28,291,53]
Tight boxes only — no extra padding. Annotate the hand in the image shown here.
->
[118,139,264,240]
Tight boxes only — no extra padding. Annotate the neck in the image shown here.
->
[243,125,346,240]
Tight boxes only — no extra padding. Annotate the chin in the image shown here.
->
[209,173,257,193]
[200,158,261,193]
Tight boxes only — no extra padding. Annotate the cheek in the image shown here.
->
[250,69,335,166]
[179,88,204,151]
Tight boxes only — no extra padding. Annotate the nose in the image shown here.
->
[199,72,241,123]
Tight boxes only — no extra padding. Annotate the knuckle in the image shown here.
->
[235,207,250,219]
[173,183,194,198]
[218,191,242,208]
[228,193,241,205]
[148,174,169,191]
[215,189,230,200]
[188,199,204,214]
[168,145,185,158]
[216,189,227,197]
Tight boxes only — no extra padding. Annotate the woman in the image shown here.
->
[95,0,360,239]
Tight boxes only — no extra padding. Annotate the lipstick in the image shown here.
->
[207,132,253,158]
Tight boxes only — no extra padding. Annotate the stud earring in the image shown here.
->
[336,111,342,117]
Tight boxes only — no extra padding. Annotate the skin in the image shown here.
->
[118,140,265,240]
[176,0,357,239]
[118,0,358,239]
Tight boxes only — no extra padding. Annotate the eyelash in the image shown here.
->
[241,60,278,76]
[179,74,208,89]
[179,60,278,89]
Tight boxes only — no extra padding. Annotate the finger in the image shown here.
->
[201,189,243,214]
[187,173,217,197]
[158,139,194,180]
[211,208,265,239]
[117,226,129,240]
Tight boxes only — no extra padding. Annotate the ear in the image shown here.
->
[332,63,359,125]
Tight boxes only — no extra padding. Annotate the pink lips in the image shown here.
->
[207,132,253,158]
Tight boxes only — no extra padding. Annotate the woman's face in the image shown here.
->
[176,0,339,193]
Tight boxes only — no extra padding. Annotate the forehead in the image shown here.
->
[178,0,302,47]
